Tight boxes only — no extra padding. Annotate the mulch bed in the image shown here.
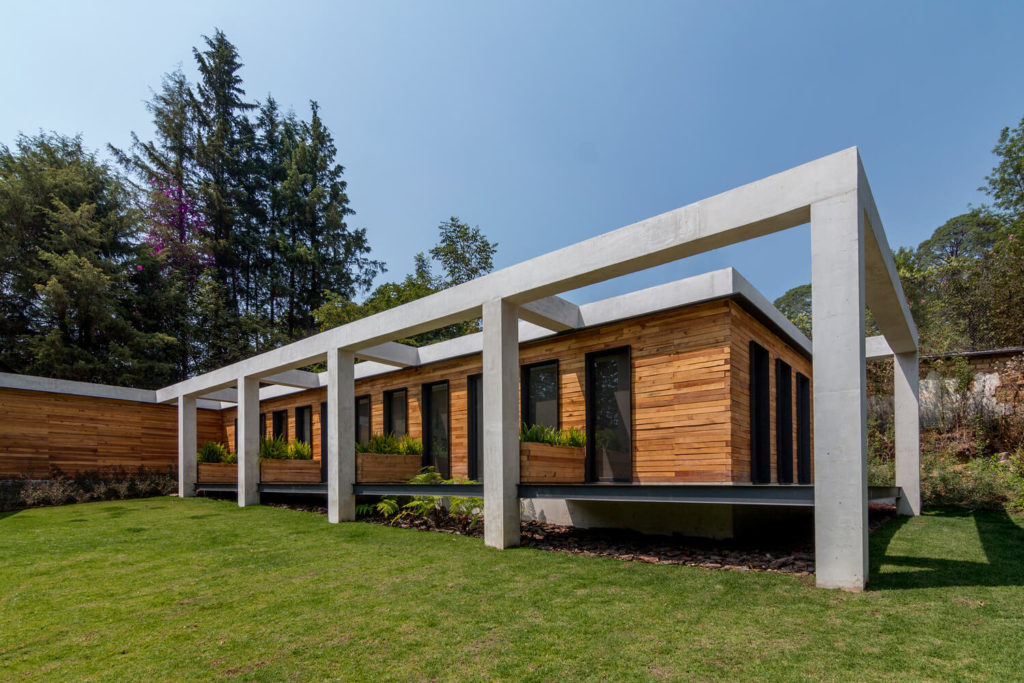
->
[260,496,896,577]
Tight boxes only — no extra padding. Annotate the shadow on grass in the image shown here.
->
[0,510,20,522]
[869,508,1024,590]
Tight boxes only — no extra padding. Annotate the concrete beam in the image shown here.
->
[865,335,893,360]
[237,375,260,507]
[483,298,521,549]
[326,348,356,523]
[859,162,918,354]
[519,295,583,332]
[262,369,321,389]
[894,350,921,516]
[354,341,420,368]
[155,148,863,401]
[177,395,197,498]
[811,190,869,591]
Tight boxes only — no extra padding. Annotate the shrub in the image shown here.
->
[919,449,1024,509]
[0,468,178,512]
[356,433,423,455]
[520,423,586,447]
[259,436,290,460]
[288,440,313,460]
[197,441,230,463]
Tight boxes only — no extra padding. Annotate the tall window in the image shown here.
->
[355,395,371,445]
[521,360,559,429]
[422,381,450,478]
[272,409,287,440]
[383,389,408,436]
[796,373,812,484]
[467,374,483,481]
[775,359,793,484]
[586,347,632,482]
[319,402,328,481]
[749,341,771,484]
[260,413,267,439]
[294,405,312,445]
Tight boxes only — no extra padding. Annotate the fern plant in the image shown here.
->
[197,441,230,463]
[288,440,312,460]
[259,436,290,460]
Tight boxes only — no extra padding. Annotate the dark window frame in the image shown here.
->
[775,359,794,484]
[272,409,288,440]
[749,341,771,484]
[233,418,238,453]
[294,405,313,445]
[421,380,451,479]
[796,372,812,484]
[520,359,560,430]
[585,345,633,483]
[355,394,372,446]
[260,412,267,440]
[467,373,483,481]
[319,402,328,482]
[382,388,408,436]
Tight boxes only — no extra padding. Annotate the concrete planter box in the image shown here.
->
[520,442,586,484]
[356,453,422,483]
[260,458,322,484]
[197,462,237,484]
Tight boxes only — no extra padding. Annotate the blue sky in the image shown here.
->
[4,1,1023,304]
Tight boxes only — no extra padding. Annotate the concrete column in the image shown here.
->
[810,190,869,591]
[894,350,921,516]
[327,348,356,523]
[177,395,197,498]
[237,375,260,507]
[482,298,520,549]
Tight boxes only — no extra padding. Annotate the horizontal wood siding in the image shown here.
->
[0,388,221,478]
[728,301,813,483]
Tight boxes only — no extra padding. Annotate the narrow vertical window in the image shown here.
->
[586,347,632,482]
[521,360,559,429]
[796,373,811,484]
[260,413,267,439]
[272,409,288,440]
[383,389,408,436]
[319,402,328,481]
[749,341,771,484]
[776,359,793,484]
[422,381,450,478]
[233,418,238,453]
[294,405,312,445]
[355,395,371,445]
[467,374,484,481]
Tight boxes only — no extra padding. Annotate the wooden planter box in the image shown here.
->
[197,462,237,484]
[520,442,586,484]
[356,453,422,483]
[260,458,322,484]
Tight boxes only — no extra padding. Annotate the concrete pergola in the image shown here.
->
[159,147,920,591]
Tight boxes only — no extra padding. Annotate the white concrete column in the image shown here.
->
[894,350,921,516]
[237,375,260,507]
[327,348,356,523]
[177,394,197,498]
[811,190,869,591]
[482,297,520,549]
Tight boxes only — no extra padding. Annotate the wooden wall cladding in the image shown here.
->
[227,300,781,484]
[0,388,222,478]
[728,301,813,483]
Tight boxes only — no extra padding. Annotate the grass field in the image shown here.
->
[1,498,1022,681]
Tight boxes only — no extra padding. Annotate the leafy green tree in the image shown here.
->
[0,133,174,385]
[429,217,497,286]
[773,284,812,339]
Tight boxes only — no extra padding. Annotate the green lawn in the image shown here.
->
[1,499,1022,681]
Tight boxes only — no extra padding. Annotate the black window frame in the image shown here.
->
[294,405,312,445]
[355,394,372,446]
[272,409,288,440]
[260,412,267,440]
[520,359,560,430]
[796,372,812,485]
[775,359,794,484]
[382,388,408,436]
[585,346,633,483]
[749,341,771,484]
[319,402,328,482]
[467,373,483,481]
[233,418,238,453]
[421,380,451,479]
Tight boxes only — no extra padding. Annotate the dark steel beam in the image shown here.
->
[518,484,817,506]
[352,483,484,497]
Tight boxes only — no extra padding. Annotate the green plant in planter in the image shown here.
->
[357,433,423,455]
[259,436,290,460]
[520,423,586,447]
[197,441,230,463]
[288,440,312,460]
